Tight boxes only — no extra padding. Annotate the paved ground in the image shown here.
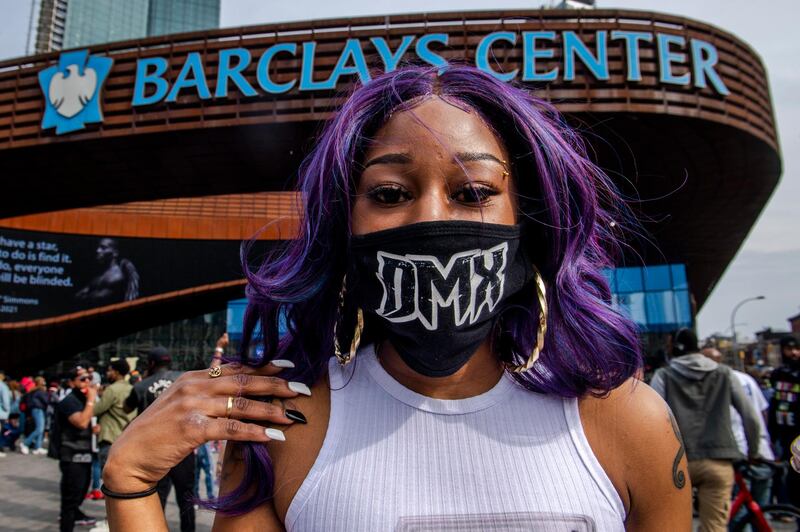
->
[0,452,214,531]
[2,449,798,531]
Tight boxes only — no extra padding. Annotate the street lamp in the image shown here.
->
[730,295,766,368]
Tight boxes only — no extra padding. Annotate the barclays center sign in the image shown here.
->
[39,30,730,135]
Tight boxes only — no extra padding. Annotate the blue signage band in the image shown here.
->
[104,30,734,110]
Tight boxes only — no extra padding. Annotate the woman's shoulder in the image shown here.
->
[580,378,680,459]
[265,372,332,522]
[578,378,691,526]
[579,378,674,430]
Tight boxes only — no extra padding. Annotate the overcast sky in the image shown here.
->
[0,0,797,340]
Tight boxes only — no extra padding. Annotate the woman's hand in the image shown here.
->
[87,383,98,403]
[103,361,307,493]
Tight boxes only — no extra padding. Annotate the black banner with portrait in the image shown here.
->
[0,228,271,322]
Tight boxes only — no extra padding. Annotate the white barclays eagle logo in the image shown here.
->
[49,64,98,118]
[38,50,113,135]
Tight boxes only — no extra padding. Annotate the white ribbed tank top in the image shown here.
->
[286,345,626,532]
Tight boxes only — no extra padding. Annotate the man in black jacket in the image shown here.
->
[650,328,760,532]
[56,366,99,531]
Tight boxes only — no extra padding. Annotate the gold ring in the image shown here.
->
[208,366,222,378]
[225,396,234,418]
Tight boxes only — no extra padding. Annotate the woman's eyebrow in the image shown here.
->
[454,152,506,166]
[363,153,412,168]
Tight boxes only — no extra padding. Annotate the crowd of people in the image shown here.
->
[649,332,800,531]
[0,330,797,531]
[0,339,226,532]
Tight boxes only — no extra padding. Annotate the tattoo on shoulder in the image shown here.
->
[667,409,686,489]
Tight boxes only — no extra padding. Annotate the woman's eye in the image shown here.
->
[366,185,412,205]
[452,184,498,204]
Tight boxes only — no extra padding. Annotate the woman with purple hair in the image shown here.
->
[103,65,691,530]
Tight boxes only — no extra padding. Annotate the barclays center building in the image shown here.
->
[0,9,782,371]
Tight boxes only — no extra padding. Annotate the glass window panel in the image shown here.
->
[644,265,671,291]
[616,292,647,326]
[645,291,676,325]
[64,0,147,48]
[673,290,692,327]
[671,264,688,290]
[603,264,692,333]
[601,268,616,292]
[225,299,246,336]
[615,267,643,293]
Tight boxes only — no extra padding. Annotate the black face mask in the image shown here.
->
[349,221,533,377]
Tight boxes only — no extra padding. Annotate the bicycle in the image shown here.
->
[729,461,800,531]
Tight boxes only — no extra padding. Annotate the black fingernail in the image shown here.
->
[285,409,307,424]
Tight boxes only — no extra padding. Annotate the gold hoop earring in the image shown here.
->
[506,266,548,373]
[333,274,364,366]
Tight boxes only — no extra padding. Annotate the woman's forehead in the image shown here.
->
[367,97,506,159]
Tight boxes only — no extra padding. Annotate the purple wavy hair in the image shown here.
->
[210,64,642,515]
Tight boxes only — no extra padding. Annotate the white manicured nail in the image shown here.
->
[270,359,295,368]
[288,382,311,396]
[265,428,286,441]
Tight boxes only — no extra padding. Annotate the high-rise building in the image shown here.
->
[63,0,149,50]
[147,0,221,37]
[32,0,220,53]
[33,0,69,54]
[555,0,595,7]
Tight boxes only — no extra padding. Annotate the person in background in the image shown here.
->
[8,379,22,416]
[0,370,10,457]
[0,413,21,451]
[46,381,60,444]
[768,336,800,513]
[88,455,102,500]
[651,329,761,532]
[87,366,102,387]
[86,366,103,499]
[194,442,215,500]
[89,359,136,501]
[17,377,33,437]
[123,346,195,532]
[128,370,141,386]
[57,379,71,401]
[19,376,49,455]
[703,347,775,528]
[56,366,99,531]
[20,376,34,391]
